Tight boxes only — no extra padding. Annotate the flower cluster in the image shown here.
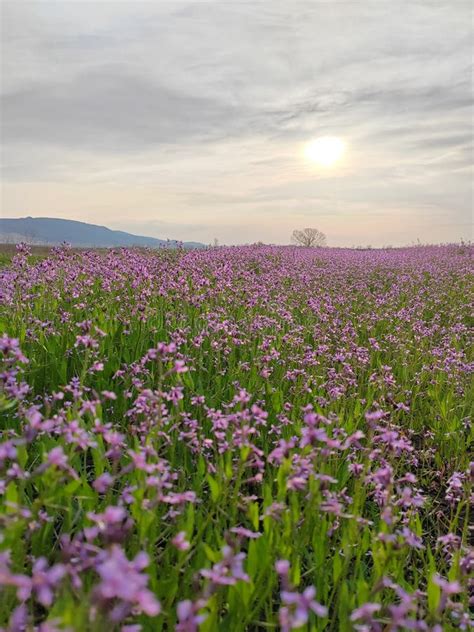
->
[0,243,471,630]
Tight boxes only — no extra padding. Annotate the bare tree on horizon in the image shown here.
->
[292,228,327,247]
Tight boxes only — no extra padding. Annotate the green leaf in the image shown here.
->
[333,552,342,583]
[203,543,219,563]
[247,502,259,530]
[427,573,441,614]
[206,474,220,502]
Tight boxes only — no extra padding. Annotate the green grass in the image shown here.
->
[0,244,472,631]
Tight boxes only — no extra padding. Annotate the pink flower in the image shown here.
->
[93,472,115,493]
[200,545,249,586]
[176,599,207,632]
[94,545,160,619]
[30,558,66,607]
[432,574,461,595]
[173,360,188,374]
[275,559,290,576]
[276,560,327,630]
[101,390,117,400]
[172,531,191,551]
[230,526,262,539]
[350,602,381,621]
[0,553,65,608]
[280,586,327,630]
[47,446,68,468]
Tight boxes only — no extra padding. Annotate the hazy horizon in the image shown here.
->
[1,1,473,246]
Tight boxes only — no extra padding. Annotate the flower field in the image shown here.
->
[0,243,472,631]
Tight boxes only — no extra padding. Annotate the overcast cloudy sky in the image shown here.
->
[1,1,472,245]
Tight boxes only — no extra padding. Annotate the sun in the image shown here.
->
[304,136,346,167]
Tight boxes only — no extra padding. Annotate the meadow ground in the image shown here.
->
[0,243,472,631]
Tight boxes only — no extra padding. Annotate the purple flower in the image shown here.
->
[94,545,160,619]
[0,334,28,364]
[432,574,461,595]
[30,557,66,606]
[161,490,197,505]
[200,545,249,586]
[276,560,327,630]
[8,604,28,632]
[279,586,327,630]
[398,527,425,550]
[86,506,131,543]
[176,599,207,632]
[172,531,191,551]
[350,602,381,621]
[445,471,465,505]
[47,446,68,467]
[93,472,115,493]
[230,526,262,539]
[0,554,65,608]
[173,360,188,374]
[275,559,290,577]
[101,390,117,400]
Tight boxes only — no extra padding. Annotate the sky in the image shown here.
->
[1,1,472,246]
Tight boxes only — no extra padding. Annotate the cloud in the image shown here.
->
[1,0,472,245]
[1,68,242,150]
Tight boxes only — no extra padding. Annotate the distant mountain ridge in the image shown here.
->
[0,217,204,249]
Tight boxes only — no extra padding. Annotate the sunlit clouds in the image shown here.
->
[304,137,346,168]
[1,1,472,246]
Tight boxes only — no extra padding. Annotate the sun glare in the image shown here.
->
[304,136,346,167]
